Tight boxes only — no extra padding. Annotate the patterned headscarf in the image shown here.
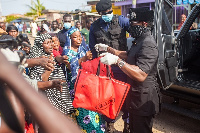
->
[64,27,88,50]
[68,27,79,37]
[34,33,52,47]
[42,23,50,32]
[29,33,52,58]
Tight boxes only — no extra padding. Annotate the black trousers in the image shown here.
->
[129,113,154,133]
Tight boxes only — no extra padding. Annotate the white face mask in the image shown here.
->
[102,13,113,22]
[64,22,71,30]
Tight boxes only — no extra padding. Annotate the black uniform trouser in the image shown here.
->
[129,113,154,133]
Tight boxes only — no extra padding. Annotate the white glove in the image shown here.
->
[0,48,20,63]
[100,53,119,65]
[95,43,109,52]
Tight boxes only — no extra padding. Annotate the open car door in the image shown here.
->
[154,0,200,90]
[154,0,177,90]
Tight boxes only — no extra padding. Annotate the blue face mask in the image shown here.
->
[64,22,71,30]
[102,13,113,22]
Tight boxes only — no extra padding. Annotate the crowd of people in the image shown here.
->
[0,0,161,133]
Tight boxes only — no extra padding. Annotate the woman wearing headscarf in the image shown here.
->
[28,33,74,116]
[63,27,106,133]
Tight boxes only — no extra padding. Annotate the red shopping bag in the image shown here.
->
[81,57,113,77]
[73,59,130,119]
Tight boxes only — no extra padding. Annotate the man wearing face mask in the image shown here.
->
[57,14,72,48]
[89,0,129,132]
[95,8,160,133]
[89,0,129,57]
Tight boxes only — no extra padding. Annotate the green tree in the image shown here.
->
[25,0,45,18]
[6,16,20,23]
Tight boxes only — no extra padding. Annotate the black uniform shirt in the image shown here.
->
[57,28,69,48]
[126,31,160,116]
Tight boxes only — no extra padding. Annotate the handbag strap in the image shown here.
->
[96,60,111,79]
[106,65,111,79]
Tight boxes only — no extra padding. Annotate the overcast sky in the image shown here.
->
[0,0,91,16]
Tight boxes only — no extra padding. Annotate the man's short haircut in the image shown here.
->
[76,21,80,24]
[6,24,18,33]
[0,22,5,28]
[52,20,58,25]
[86,19,93,24]
[63,14,71,19]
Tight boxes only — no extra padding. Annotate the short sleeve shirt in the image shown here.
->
[126,31,160,116]
[127,31,158,86]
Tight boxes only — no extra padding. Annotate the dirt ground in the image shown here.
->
[114,95,200,133]
[114,109,200,133]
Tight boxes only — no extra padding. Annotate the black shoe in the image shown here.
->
[106,122,116,133]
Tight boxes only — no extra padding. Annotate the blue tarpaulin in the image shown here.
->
[10,18,31,24]
[183,0,188,4]
[177,0,200,4]
[10,19,21,23]
[177,0,182,5]
[195,0,200,3]
[189,0,195,4]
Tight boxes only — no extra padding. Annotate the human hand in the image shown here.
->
[100,53,119,65]
[62,55,69,65]
[95,43,109,52]
[51,79,66,92]
[85,51,93,60]
[39,55,55,71]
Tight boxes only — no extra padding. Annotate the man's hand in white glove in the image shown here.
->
[95,43,109,52]
[0,48,20,63]
[100,53,119,65]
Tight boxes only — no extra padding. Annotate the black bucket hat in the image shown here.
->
[96,0,112,13]
[129,8,154,22]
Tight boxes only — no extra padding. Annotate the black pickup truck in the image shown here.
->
[154,0,200,119]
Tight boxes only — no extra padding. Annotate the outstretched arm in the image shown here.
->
[0,51,81,133]
[26,57,54,71]
[95,43,128,60]
[107,47,128,60]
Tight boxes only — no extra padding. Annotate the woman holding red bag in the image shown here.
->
[63,27,106,133]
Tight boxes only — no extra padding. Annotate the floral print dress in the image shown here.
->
[63,45,105,133]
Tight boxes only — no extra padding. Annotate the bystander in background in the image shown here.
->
[81,19,93,44]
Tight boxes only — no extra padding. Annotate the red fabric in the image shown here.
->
[73,58,130,119]
[53,49,61,57]
[81,57,113,77]
[59,46,63,55]
[177,22,184,30]
[25,122,34,133]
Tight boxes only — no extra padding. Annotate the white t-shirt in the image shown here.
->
[15,23,19,28]
[31,22,37,30]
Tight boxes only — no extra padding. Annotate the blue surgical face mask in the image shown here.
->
[102,13,113,22]
[64,22,71,30]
